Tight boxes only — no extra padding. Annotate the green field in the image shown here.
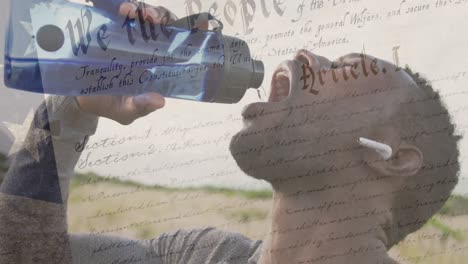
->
[68,173,468,263]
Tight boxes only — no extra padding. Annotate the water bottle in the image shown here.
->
[4,0,264,104]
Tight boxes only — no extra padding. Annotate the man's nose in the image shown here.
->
[294,49,333,70]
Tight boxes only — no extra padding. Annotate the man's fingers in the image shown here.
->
[119,3,177,25]
[130,93,166,118]
[145,8,161,24]
[119,2,138,18]
[154,6,178,23]
[194,21,210,30]
[113,94,165,125]
[76,94,165,126]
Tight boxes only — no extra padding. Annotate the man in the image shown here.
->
[0,3,460,264]
[229,50,461,263]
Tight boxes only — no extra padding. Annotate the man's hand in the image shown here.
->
[119,1,209,29]
[76,2,210,125]
[119,1,178,23]
[76,93,165,125]
[76,1,176,125]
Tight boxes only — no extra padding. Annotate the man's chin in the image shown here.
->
[229,131,257,177]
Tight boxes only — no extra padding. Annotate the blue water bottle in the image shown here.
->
[4,0,264,103]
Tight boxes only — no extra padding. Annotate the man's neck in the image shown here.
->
[257,187,396,264]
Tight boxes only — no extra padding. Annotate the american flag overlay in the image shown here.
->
[1,100,64,204]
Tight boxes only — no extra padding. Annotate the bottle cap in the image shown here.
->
[250,60,265,89]
[214,35,264,104]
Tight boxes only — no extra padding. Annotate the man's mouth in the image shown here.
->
[241,66,291,120]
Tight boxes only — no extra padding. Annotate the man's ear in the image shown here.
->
[369,142,423,177]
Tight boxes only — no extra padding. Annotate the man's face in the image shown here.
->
[229,50,414,185]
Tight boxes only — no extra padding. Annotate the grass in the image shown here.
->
[68,172,273,241]
[226,208,270,223]
[426,217,465,241]
[61,172,468,263]
[439,194,468,216]
[71,172,273,200]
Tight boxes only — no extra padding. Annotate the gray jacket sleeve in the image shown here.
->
[0,96,99,263]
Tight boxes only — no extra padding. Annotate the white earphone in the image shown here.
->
[357,137,393,160]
